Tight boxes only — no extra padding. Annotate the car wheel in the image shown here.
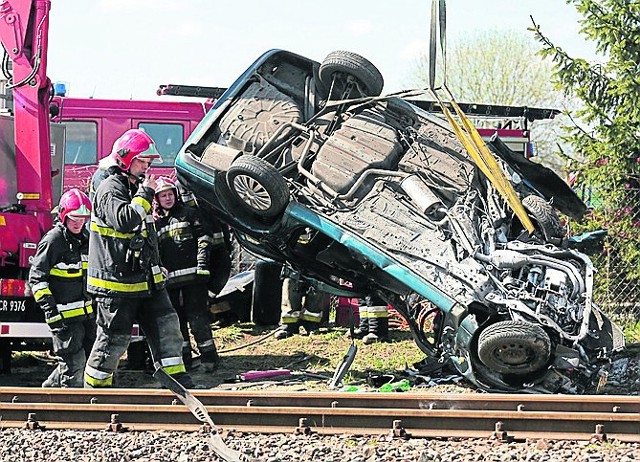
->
[319,50,384,97]
[522,195,565,240]
[226,155,289,218]
[477,320,551,375]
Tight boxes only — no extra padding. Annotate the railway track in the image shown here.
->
[0,387,638,442]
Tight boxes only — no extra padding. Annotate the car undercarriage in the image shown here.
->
[176,49,625,394]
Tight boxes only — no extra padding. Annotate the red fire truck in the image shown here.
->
[0,0,216,371]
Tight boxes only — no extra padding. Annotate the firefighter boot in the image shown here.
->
[350,304,369,339]
[300,289,330,335]
[181,342,201,371]
[274,322,300,340]
[200,344,220,372]
[362,305,389,344]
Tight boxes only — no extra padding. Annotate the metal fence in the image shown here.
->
[584,188,640,322]
[592,248,640,321]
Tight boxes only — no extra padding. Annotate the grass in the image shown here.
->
[213,322,426,388]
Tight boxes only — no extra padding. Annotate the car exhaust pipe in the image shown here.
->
[401,175,444,218]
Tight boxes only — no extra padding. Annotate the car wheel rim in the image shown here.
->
[492,342,533,368]
[232,174,272,210]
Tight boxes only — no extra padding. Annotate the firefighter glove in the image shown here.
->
[44,307,65,330]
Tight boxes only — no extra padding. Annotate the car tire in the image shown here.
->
[226,155,290,218]
[319,50,384,97]
[522,195,565,241]
[477,320,551,375]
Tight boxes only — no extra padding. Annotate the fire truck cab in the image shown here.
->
[0,0,210,371]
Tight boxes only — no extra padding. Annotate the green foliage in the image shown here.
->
[531,1,640,289]
[411,29,572,171]
[623,319,640,343]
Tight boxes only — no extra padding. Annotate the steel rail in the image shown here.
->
[0,388,638,442]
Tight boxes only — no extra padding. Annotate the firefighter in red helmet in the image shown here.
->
[30,189,96,387]
[83,129,194,388]
[154,176,225,371]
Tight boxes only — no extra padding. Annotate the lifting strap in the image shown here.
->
[428,0,535,233]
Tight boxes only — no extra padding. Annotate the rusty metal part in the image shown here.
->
[106,413,127,432]
[490,421,513,442]
[0,388,638,442]
[390,419,411,439]
[295,417,313,435]
[25,412,45,430]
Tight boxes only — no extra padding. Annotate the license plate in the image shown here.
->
[0,298,28,313]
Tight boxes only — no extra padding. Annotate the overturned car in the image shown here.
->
[175,49,625,393]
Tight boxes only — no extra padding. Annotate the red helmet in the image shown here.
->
[111,129,162,171]
[59,188,92,223]
[155,176,178,196]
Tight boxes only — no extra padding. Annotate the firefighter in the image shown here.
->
[351,295,389,344]
[83,129,193,388]
[30,189,96,387]
[274,277,331,339]
[90,152,151,371]
[154,176,224,371]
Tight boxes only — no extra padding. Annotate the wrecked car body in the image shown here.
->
[175,49,625,394]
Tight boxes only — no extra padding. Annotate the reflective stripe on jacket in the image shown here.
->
[88,173,165,297]
[156,203,220,288]
[28,223,92,322]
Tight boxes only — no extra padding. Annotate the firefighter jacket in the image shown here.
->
[156,203,225,288]
[29,223,93,326]
[87,173,165,297]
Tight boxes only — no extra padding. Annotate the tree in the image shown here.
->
[412,29,571,171]
[532,0,640,307]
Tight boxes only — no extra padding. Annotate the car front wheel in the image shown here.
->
[477,320,551,375]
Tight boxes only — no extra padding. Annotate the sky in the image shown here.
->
[45,0,600,101]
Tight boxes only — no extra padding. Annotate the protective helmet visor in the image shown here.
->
[67,204,92,221]
[136,143,162,163]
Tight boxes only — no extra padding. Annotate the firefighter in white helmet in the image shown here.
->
[30,189,96,387]
[154,176,225,371]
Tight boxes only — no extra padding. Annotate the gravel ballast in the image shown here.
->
[1,428,638,462]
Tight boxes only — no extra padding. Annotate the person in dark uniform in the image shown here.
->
[83,129,193,388]
[30,189,96,387]
[154,176,225,371]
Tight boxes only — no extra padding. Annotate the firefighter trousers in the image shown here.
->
[84,289,191,388]
[279,278,330,335]
[44,318,96,388]
[168,283,218,364]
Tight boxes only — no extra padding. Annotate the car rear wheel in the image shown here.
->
[477,320,551,375]
[522,195,565,241]
[226,155,289,218]
[319,50,384,97]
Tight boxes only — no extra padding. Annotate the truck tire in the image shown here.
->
[319,51,384,97]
